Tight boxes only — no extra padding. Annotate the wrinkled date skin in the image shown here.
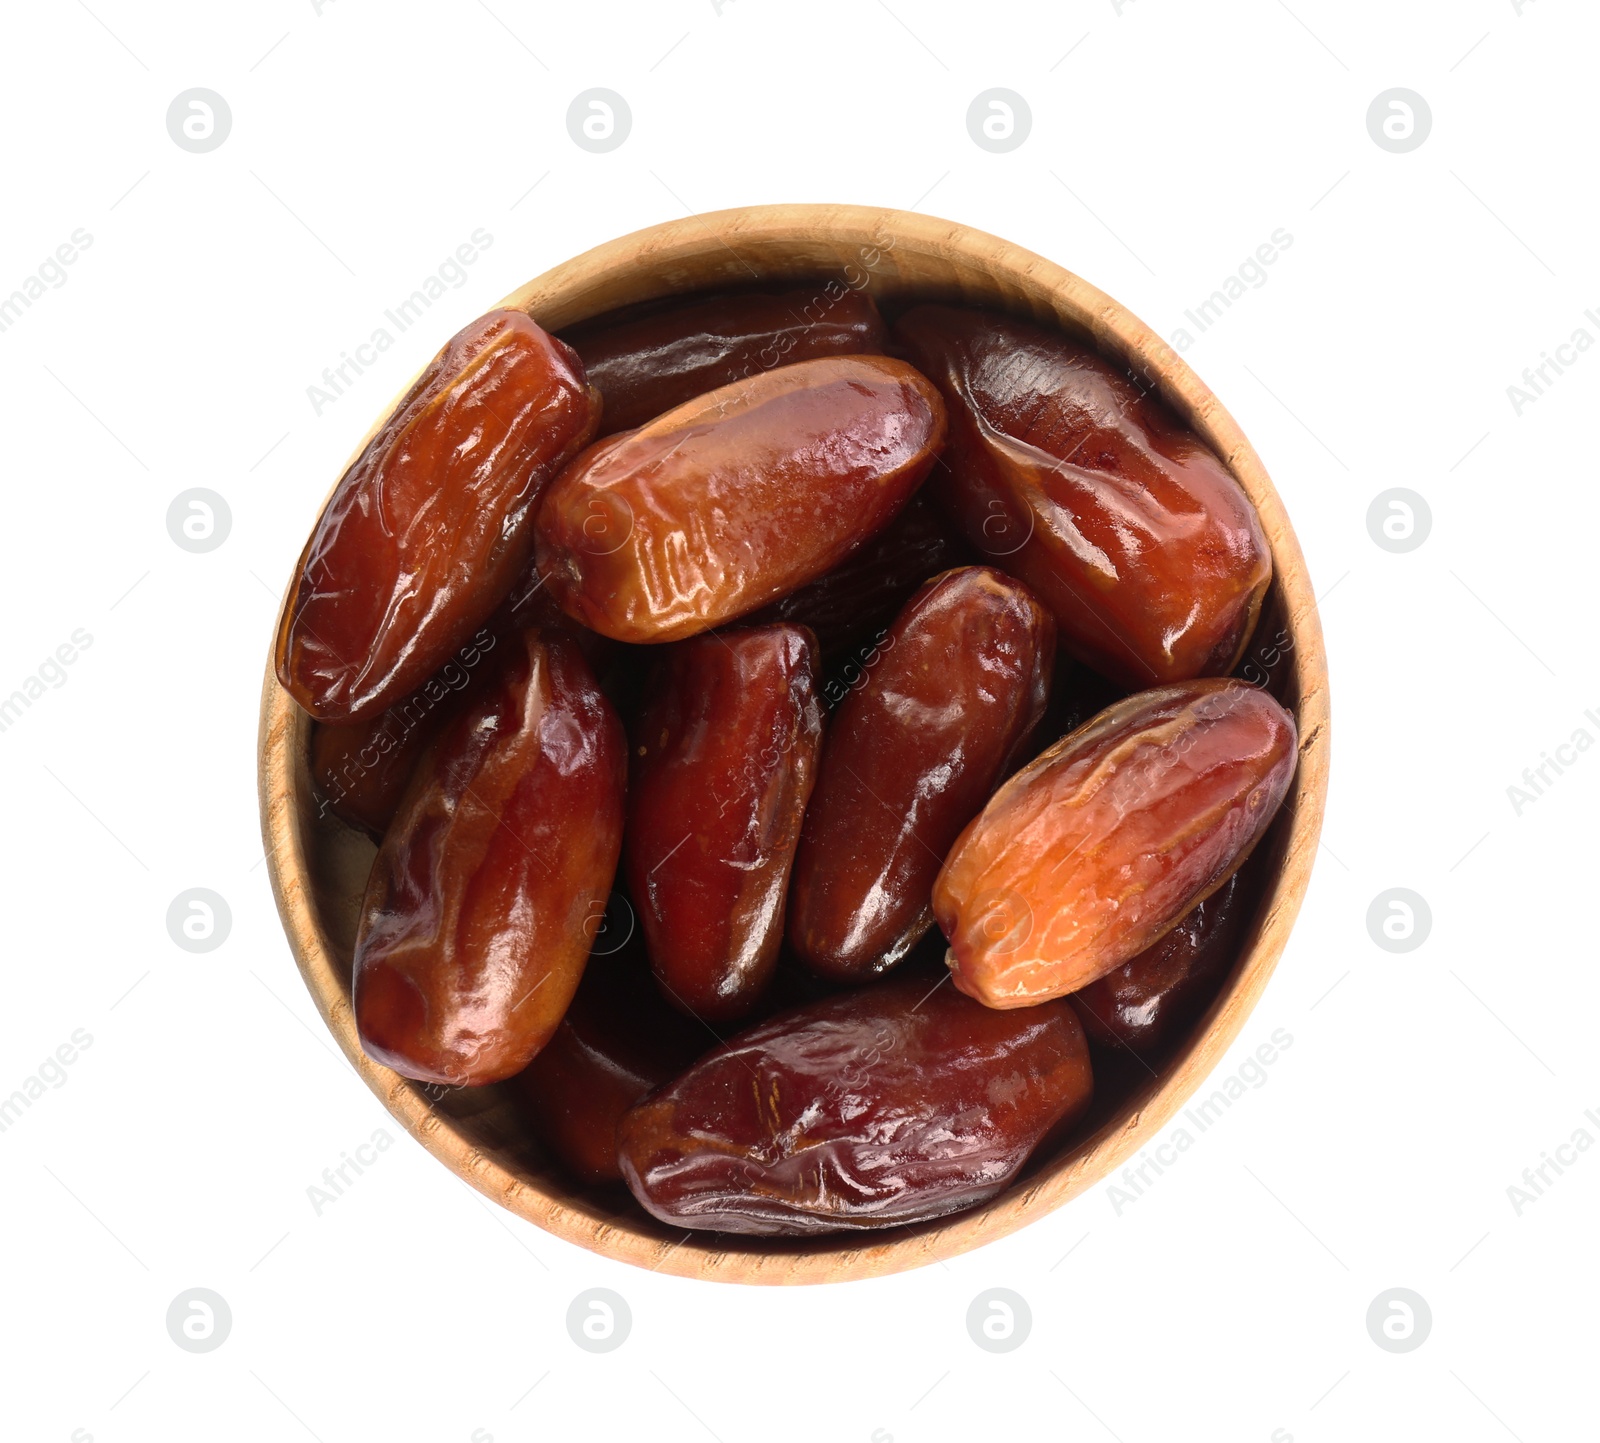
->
[310,627,500,837]
[353,631,626,1086]
[626,624,823,1022]
[746,494,972,662]
[535,355,948,643]
[617,973,1093,1234]
[788,567,1055,982]
[894,305,1272,689]
[933,679,1296,1008]
[1073,871,1247,1058]
[508,933,710,1184]
[277,310,600,723]
[563,287,886,436]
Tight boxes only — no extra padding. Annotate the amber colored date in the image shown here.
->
[508,930,710,1184]
[277,310,599,723]
[894,305,1271,689]
[788,567,1054,982]
[352,631,626,1086]
[626,624,823,1022]
[310,627,499,837]
[745,494,972,661]
[562,287,886,435]
[534,355,948,643]
[933,679,1296,1008]
[1072,871,1248,1058]
[617,972,1093,1234]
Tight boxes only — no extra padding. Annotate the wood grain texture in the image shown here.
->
[257,204,1330,1285]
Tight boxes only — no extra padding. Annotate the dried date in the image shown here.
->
[277,310,599,723]
[894,305,1271,689]
[534,355,947,642]
[932,679,1295,1008]
[626,624,823,1022]
[788,567,1054,982]
[352,630,626,1086]
[617,972,1093,1234]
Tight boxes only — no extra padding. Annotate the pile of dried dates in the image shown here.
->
[277,282,1297,1237]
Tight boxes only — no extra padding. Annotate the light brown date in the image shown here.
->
[626,624,823,1022]
[894,305,1271,689]
[787,567,1054,981]
[277,310,599,723]
[352,630,626,1086]
[617,971,1093,1234]
[534,355,947,643]
[932,679,1295,1008]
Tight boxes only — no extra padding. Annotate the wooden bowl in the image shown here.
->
[257,204,1330,1284]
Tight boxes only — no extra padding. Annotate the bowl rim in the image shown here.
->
[257,202,1330,1285]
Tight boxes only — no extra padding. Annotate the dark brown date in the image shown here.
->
[617,973,1093,1234]
[562,287,886,435]
[353,630,626,1086]
[534,355,947,643]
[894,305,1271,689]
[1072,872,1247,1058]
[744,494,972,661]
[787,567,1054,982]
[508,928,710,1184]
[309,627,499,837]
[933,679,1296,1008]
[277,310,599,723]
[626,625,823,1022]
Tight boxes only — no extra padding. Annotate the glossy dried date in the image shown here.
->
[933,679,1295,1008]
[1072,871,1247,1058]
[626,624,823,1022]
[508,930,709,1184]
[534,355,947,643]
[277,310,599,723]
[894,305,1271,688]
[617,973,1093,1234]
[788,567,1054,982]
[563,287,886,435]
[353,631,626,1086]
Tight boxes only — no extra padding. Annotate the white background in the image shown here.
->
[1,1,1592,1439]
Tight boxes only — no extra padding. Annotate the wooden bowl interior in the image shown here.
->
[258,205,1328,1284]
